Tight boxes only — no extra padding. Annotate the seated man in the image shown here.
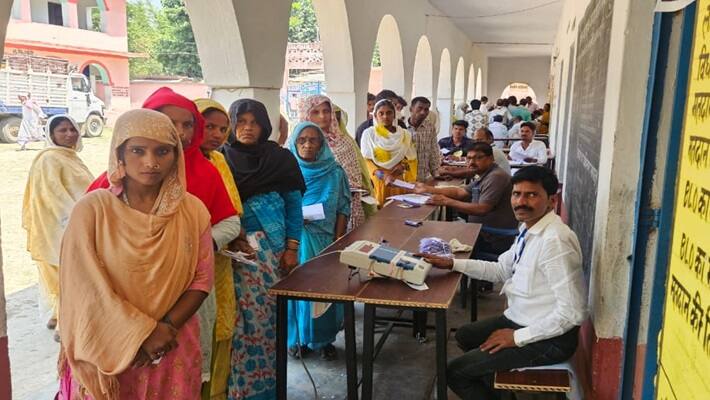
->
[415,142,518,254]
[508,122,548,164]
[473,127,510,175]
[439,119,474,157]
[419,166,587,400]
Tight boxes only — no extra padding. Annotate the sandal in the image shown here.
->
[288,345,312,358]
[319,344,337,361]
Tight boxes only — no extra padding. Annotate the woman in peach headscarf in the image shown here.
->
[57,109,214,399]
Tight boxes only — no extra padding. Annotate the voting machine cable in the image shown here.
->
[290,250,344,400]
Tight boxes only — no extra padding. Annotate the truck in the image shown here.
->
[0,54,106,143]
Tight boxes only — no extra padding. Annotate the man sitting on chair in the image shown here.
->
[418,166,587,400]
[414,142,517,254]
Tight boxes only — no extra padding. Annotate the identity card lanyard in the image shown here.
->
[513,228,528,267]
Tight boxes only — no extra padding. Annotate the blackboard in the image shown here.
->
[564,0,614,275]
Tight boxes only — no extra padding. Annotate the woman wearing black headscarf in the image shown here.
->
[221,99,305,400]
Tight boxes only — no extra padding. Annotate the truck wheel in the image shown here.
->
[0,116,21,143]
[82,114,104,138]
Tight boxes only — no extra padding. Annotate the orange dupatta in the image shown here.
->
[58,109,211,399]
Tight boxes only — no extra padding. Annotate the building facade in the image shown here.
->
[5,0,129,111]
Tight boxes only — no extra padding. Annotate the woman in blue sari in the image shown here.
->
[287,122,351,361]
[221,99,305,400]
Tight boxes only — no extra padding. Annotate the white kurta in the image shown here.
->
[17,100,46,146]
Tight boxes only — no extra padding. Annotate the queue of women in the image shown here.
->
[21,87,418,399]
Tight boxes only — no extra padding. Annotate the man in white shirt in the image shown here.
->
[479,96,489,113]
[526,95,539,112]
[508,122,548,164]
[418,166,587,399]
[507,116,523,140]
[489,100,511,125]
[488,115,508,149]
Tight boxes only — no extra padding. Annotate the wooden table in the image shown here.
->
[268,203,479,400]
[358,221,480,400]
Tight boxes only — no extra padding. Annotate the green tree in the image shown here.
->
[371,43,381,67]
[156,0,203,78]
[126,0,165,78]
[288,0,319,43]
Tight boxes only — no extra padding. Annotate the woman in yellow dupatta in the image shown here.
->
[22,115,93,336]
[360,99,417,206]
[195,98,249,400]
[58,109,214,399]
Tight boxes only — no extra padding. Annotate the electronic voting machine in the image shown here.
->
[339,240,432,285]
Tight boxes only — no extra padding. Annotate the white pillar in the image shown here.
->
[327,90,357,135]
[185,0,291,141]
[436,98,452,140]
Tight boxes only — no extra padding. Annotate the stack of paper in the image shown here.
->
[391,179,416,190]
[387,193,431,205]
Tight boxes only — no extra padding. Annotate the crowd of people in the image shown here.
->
[20,86,584,400]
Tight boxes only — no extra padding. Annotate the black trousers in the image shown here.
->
[448,315,578,400]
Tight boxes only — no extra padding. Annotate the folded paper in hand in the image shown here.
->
[391,179,416,190]
[220,250,260,267]
[303,203,326,221]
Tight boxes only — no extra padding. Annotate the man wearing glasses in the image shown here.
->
[414,142,518,254]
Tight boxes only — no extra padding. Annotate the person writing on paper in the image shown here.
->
[287,122,351,361]
[415,142,517,253]
[508,122,548,165]
[57,109,214,399]
[417,166,587,400]
[361,99,418,206]
[221,99,305,399]
[438,120,474,158]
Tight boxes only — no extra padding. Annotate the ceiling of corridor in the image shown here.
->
[428,0,563,57]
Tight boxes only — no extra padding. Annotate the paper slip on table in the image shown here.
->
[269,201,480,400]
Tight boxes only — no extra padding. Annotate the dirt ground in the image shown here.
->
[0,131,112,296]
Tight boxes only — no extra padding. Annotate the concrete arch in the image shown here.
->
[184,0,249,89]
[81,61,113,108]
[185,0,291,138]
[475,67,483,99]
[79,60,113,85]
[374,14,405,95]
[412,35,433,100]
[501,82,537,102]
[437,48,452,99]
[453,56,465,106]
[312,0,355,126]
[436,48,452,138]
[467,64,475,102]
